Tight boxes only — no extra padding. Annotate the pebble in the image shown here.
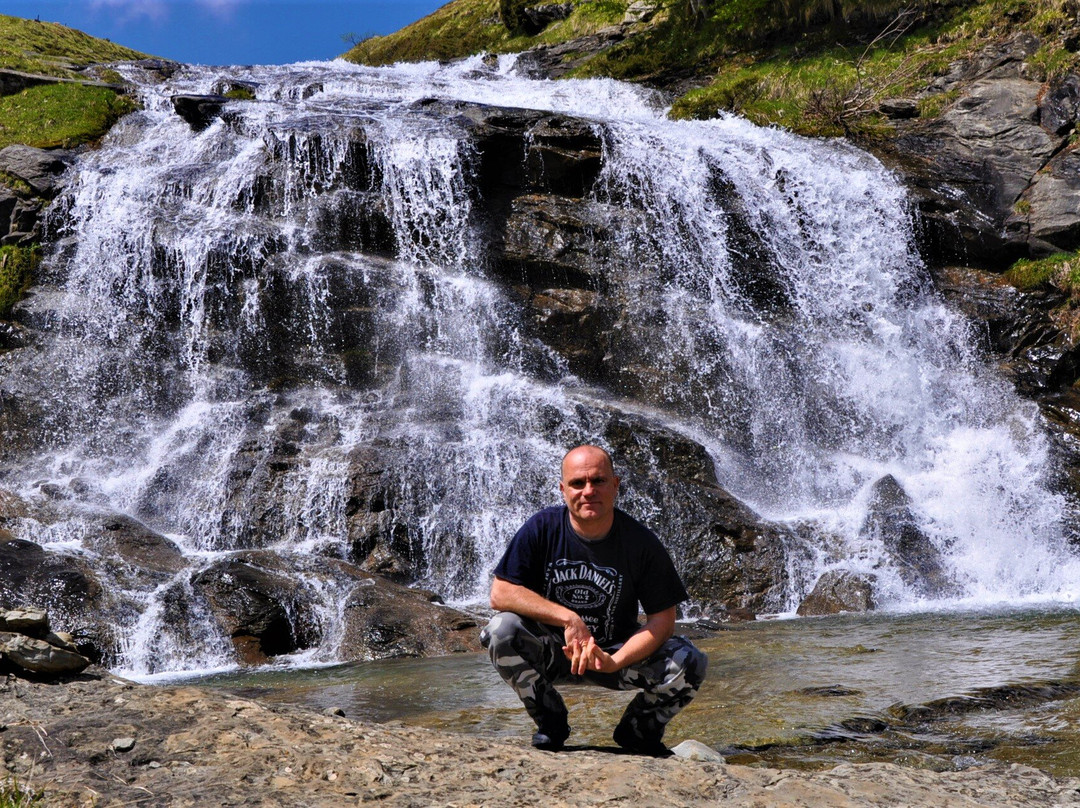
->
[671,739,725,762]
[111,737,136,753]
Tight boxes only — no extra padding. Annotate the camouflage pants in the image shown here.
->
[479,611,707,743]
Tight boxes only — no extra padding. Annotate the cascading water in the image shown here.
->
[1,54,1077,677]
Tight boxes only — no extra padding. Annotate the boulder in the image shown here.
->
[171,94,228,131]
[191,554,319,659]
[0,537,106,619]
[797,570,877,616]
[521,3,573,35]
[82,514,186,577]
[337,575,480,660]
[0,606,49,636]
[860,475,954,597]
[0,144,73,198]
[1,631,89,676]
[603,414,793,618]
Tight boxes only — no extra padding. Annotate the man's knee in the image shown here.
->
[479,611,528,651]
[677,639,708,690]
[660,636,708,691]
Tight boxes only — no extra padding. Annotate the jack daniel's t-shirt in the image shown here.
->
[493,506,689,645]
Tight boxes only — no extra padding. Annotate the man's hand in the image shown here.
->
[564,637,619,675]
[562,612,592,649]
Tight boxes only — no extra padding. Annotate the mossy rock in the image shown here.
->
[0,244,39,319]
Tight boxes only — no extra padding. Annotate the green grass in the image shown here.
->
[0,14,146,78]
[0,774,44,807]
[351,0,1080,139]
[0,245,39,318]
[1004,250,1080,337]
[0,82,137,150]
[1004,251,1080,291]
[342,0,631,65]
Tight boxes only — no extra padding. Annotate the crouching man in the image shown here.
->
[480,445,707,755]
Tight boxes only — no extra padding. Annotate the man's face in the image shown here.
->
[560,447,619,531]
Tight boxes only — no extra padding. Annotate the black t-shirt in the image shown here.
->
[493,506,689,645]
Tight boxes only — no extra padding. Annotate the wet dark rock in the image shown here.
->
[191,553,319,659]
[797,570,877,616]
[516,285,615,381]
[0,538,107,629]
[0,145,73,199]
[338,575,481,659]
[171,94,228,131]
[861,475,953,597]
[888,680,1080,724]
[494,193,631,289]
[523,116,603,198]
[82,514,186,577]
[801,685,863,697]
[521,3,574,35]
[603,414,794,617]
[345,443,418,580]
[879,98,920,119]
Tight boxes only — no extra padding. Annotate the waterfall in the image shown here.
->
[1,55,1077,677]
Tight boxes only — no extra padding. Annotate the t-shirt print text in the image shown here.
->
[546,559,622,639]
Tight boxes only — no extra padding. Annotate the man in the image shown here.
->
[480,445,707,755]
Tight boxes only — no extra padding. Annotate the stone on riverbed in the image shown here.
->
[1,630,90,676]
[671,739,726,762]
[797,570,877,616]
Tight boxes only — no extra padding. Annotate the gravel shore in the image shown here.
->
[3,669,1079,807]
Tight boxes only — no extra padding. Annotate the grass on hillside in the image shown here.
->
[0,13,145,78]
[0,82,137,150]
[656,0,1080,135]
[343,0,632,65]
[346,0,1080,140]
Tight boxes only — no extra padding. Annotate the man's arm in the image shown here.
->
[490,576,593,647]
[571,606,676,676]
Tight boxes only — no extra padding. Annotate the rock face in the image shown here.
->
[880,34,1080,265]
[860,475,954,598]
[0,144,73,245]
[2,672,1078,807]
[797,570,877,616]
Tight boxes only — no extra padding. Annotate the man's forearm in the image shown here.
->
[490,577,591,642]
[608,607,676,670]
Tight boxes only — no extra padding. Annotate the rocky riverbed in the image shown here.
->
[3,669,1079,807]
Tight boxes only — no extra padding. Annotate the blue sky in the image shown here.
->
[4,0,446,65]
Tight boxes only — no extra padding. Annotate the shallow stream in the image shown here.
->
[199,607,1080,776]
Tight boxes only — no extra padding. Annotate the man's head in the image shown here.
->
[560,445,619,539]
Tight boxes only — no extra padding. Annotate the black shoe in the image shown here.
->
[531,718,570,751]
[613,722,672,757]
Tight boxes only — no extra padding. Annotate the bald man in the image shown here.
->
[480,445,707,755]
